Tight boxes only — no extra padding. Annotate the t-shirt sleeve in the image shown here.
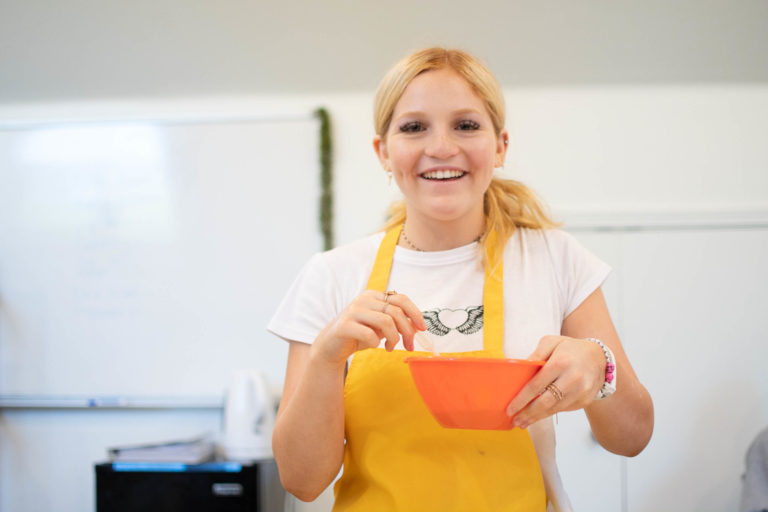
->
[546,230,612,319]
[267,252,341,344]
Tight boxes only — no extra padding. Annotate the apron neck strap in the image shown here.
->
[366,224,402,292]
[366,223,504,355]
[482,228,504,355]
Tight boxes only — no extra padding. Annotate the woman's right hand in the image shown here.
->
[310,290,427,367]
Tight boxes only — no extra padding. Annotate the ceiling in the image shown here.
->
[1,0,767,102]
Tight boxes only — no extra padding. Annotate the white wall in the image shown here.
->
[1,82,766,511]
[5,83,765,242]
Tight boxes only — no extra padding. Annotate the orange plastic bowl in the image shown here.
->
[405,356,545,430]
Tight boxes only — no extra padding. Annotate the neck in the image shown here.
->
[399,213,485,252]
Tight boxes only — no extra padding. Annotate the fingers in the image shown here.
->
[346,298,400,350]
[380,291,427,351]
[339,290,425,352]
[506,335,564,415]
[380,303,413,351]
[382,291,427,332]
[508,378,567,430]
[506,335,605,428]
[505,361,564,427]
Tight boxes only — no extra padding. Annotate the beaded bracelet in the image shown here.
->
[586,338,616,400]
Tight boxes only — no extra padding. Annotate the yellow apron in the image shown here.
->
[332,225,546,511]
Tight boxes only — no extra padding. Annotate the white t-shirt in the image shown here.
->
[267,227,610,511]
[268,228,609,357]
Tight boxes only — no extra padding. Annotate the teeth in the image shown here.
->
[422,169,465,180]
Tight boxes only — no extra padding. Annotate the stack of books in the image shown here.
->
[107,433,216,464]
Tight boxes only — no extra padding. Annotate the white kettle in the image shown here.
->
[221,369,275,461]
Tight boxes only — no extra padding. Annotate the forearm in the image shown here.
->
[272,351,346,501]
[585,373,654,456]
[559,288,654,456]
[272,291,425,499]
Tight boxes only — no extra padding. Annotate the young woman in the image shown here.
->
[268,47,653,511]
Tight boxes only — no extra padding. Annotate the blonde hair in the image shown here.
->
[375,47,559,256]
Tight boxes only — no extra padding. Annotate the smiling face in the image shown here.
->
[375,67,507,228]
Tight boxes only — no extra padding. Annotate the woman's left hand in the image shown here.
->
[505,335,606,429]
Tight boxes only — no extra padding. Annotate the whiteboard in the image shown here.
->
[0,116,322,398]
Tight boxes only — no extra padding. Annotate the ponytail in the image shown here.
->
[482,177,560,253]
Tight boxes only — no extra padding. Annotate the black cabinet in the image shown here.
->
[95,460,285,512]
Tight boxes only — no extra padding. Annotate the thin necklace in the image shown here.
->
[400,222,483,252]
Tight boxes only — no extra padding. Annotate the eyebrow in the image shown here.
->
[393,108,485,120]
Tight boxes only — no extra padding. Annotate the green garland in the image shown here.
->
[315,107,334,250]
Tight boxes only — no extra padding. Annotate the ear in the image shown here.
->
[494,129,509,168]
[373,135,390,171]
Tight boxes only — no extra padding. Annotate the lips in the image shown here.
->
[420,168,466,180]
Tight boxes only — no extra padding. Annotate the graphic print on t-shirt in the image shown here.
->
[423,306,483,336]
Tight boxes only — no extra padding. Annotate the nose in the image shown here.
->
[424,130,459,159]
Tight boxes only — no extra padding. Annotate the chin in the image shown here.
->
[422,204,478,223]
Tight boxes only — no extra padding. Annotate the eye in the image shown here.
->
[398,121,424,133]
[456,120,480,131]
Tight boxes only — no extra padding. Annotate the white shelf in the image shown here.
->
[0,395,223,410]
[558,207,768,231]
